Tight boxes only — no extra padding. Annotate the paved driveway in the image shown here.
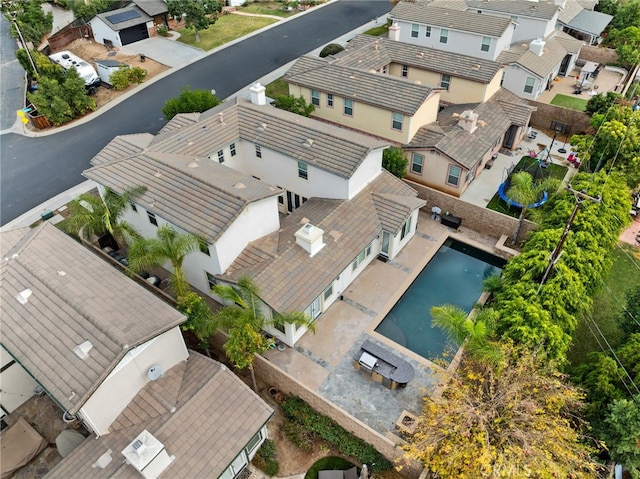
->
[121,37,205,68]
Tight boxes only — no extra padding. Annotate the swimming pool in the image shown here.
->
[374,238,506,361]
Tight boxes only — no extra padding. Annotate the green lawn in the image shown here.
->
[237,2,297,17]
[362,19,391,36]
[265,77,289,97]
[550,94,589,111]
[178,15,278,51]
[304,457,357,479]
[567,243,640,366]
[485,156,568,217]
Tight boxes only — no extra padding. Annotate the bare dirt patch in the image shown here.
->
[60,39,169,109]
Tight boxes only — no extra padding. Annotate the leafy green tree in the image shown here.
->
[211,276,315,391]
[27,69,97,125]
[610,0,640,30]
[177,292,217,357]
[167,0,222,43]
[431,304,503,365]
[404,345,600,478]
[505,171,559,245]
[272,94,314,117]
[64,186,145,247]
[319,43,345,58]
[585,91,622,116]
[162,86,221,120]
[128,225,204,298]
[67,0,127,22]
[601,395,640,477]
[618,285,640,336]
[8,0,53,45]
[382,146,408,178]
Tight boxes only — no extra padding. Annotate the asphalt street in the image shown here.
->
[0,0,391,226]
[0,16,24,131]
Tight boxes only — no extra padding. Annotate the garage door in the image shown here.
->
[120,24,149,45]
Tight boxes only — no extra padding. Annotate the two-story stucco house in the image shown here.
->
[83,87,426,347]
[0,223,272,479]
[389,0,585,100]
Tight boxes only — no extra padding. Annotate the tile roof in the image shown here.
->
[90,134,154,166]
[46,352,273,479]
[285,56,435,115]
[465,0,560,19]
[341,35,502,84]
[131,0,168,17]
[84,150,282,243]
[95,5,152,31]
[557,0,584,23]
[391,2,513,37]
[408,88,534,168]
[0,223,185,415]
[497,32,583,78]
[222,172,424,312]
[157,113,202,135]
[564,9,612,35]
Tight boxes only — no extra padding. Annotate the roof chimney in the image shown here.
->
[249,82,267,106]
[458,110,479,133]
[529,38,545,56]
[295,223,325,257]
[122,430,175,479]
[388,22,400,41]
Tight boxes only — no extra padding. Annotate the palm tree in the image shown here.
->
[127,225,203,298]
[431,304,503,366]
[212,276,315,392]
[506,172,559,245]
[64,186,145,247]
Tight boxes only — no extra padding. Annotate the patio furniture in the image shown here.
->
[1,417,48,479]
[441,214,462,230]
[319,466,358,479]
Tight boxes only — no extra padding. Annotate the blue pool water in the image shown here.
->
[375,238,506,361]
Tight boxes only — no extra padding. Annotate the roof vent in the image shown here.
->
[187,161,199,168]
[304,138,314,148]
[257,122,267,132]
[16,289,32,304]
[57,270,66,276]
[73,340,93,360]
[92,450,113,469]
[219,112,224,123]
[295,223,325,257]
[147,365,163,381]
[233,182,246,189]
[122,430,175,479]
[154,169,162,178]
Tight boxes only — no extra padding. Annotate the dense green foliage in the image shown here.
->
[272,94,315,117]
[162,87,221,120]
[601,395,640,477]
[67,0,126,21]
[16,49,65,81]
[382,147,408,179]
[493,171,630,361]
[177,292,217,353]
[109,66,147,90]
[305,457,357,479]
[618,285,640,336]
[585,91,623,116]
[252,439,279,476]
[167,0,222,42]
[6,0,53,45]
[319,43,345,58]
[281,396,392,470]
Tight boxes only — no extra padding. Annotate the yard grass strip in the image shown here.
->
[178,15,278,51]
[550,93,589,111]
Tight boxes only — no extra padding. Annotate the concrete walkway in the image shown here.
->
[119,36,206,68]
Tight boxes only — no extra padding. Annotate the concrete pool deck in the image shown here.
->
[263,210,505,440]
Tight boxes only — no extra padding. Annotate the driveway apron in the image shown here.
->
[121,37,205,68]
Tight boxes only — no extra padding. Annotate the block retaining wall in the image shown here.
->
[526,101,592,135]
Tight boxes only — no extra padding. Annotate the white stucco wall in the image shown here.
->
[0,346,37,413]
[472,10,557,42]
[79,327,188,436]
[89,17,122,47]
[346,150,385,199]
[502,65,544,100]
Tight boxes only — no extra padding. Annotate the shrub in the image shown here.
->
[252,439,279,476]
[272,94,314,117]
[162,87,221,120]
[282,419,314,452]
[382,147,408,178]
[128,66,147,84]
[281,396,392,470]
[156,24,169,36]
[319,43,344,58]
[109,66,131,90]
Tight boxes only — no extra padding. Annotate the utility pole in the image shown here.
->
[10,11,38,75]
[538,185,601,289]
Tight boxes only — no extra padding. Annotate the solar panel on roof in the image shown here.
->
[105,9,141,24]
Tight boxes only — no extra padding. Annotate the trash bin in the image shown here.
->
[139,53,146,62]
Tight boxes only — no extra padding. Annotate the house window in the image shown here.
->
[411,23,419,38]
[230,143,236,157]
[130,203,137,212]
[324,284,333,301]
[411,153,424,174]
[401,65,408,77]
[147,211,157,226]
[217,150,224,163]
[344,98,353,116]
[481,36,491,52]
[500,70,505,86]
[392,112,403,131]
[255,145,262,158]
[440,74,451,90]
[327,93,333,107]
[298,161,308,180]
[352,242,373,271]
[205,272,217,290]
[311,89,320,106]
[524,77,535,94]
[447,165,462,186]
[246,429,263,455]
[425,26,431,37]
[400,215,412,240]
[439,28,448,44]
